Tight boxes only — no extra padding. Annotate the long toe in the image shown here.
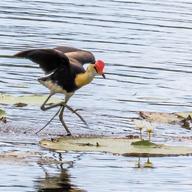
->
[74,108,83,112]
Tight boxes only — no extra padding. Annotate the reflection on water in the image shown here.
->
[36,156,152,192]
[135,157,154,169]
[37,163,85,192]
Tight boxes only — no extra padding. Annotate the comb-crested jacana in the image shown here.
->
[14,46,105,135]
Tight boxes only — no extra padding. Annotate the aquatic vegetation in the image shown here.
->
[139,111,192,129]
[134,120,154,142]
[135,157,153,169]
[131,140,156,146]
[14,102,28,107]
[39,136,192,157]
[0,108,6,123]
[180,115,192,130]
[143,158,153,168]
[0,109,6,116]
[0,94,61,105]
[146,127,153,141]
[139,111,179,124]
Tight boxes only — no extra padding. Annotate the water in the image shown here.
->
[0,0,192,191]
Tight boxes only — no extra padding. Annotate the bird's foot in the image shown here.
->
[73,108,83,112]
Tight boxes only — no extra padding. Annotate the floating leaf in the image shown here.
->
[40,136,192,157]
[176,112,192,119]
[14,102,28,107]
[0,109,6,123]
[131,140,156,146]
[139,111,192,129]
[0,94,61,105]
[0,109,6,118]
[139,111,180,124]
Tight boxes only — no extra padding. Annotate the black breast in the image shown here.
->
[40,64,85,93]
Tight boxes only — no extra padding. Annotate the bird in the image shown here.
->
[14,46,105,135]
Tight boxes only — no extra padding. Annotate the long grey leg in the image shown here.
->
[65,105,89,127]
[39,94,72,135]
[41,101,65,111]
[37,93,65,134]
[40,93,55,111]
[39,94,89,134]
[59,105,72,136]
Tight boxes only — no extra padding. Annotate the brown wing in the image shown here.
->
[54,46,96,66]
[14,49,70,74]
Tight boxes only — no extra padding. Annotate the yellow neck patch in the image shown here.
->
[75,64,96,88]
[75,72,94,88]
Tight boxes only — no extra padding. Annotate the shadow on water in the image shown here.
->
[35,154,153,192]
[36,153,85,192]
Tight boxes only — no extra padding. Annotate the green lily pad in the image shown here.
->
[39,136,192,157]
[131,140,157,146]
[0,109,6,118]
[14,102,28,107]
[0,109,6,123]
[0,94,61,105]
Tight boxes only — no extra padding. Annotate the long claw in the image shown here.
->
[35,106,62,134]
[65,105,89,127]
[74,109,83,112]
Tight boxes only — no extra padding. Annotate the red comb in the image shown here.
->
[95,60,105,74]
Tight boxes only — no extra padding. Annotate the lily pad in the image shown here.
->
[0,109,6,118]
[131,140,157,146]
[139,111,192,129]
[139,111,180,124]
[0,94,61,105]
[14,102,28,107]
[176,112,192,119]
[0,109,6,123]
[39,136,192,157]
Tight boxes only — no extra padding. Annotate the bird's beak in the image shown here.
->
[102,73,106,79]
[94,65,106,78]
